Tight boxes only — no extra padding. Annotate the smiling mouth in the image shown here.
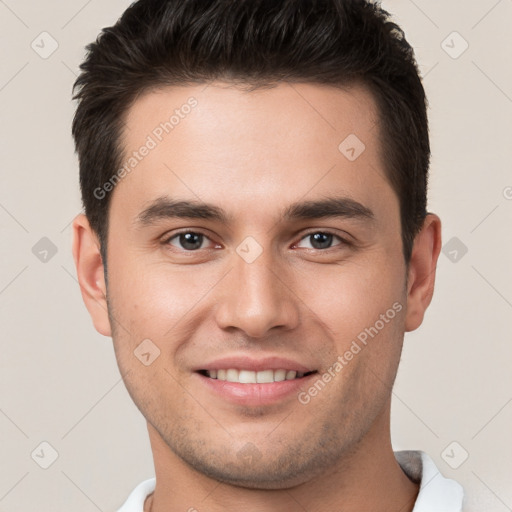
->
[197,369,318,384]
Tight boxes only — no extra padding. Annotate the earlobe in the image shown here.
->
[72,214,112,337]
[404,214,442,332]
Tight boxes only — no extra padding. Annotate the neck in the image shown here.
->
[145,405,418,512]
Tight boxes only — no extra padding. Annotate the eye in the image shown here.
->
[296,231,344,250]
[166,231,213,251]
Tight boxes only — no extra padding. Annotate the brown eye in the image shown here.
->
[168,232,207,251]
[297,232,342,250]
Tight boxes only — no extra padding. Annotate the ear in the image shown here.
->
[72,214,112,337]
[404,213,442,332]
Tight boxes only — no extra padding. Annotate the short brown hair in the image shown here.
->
[72,0,430,263]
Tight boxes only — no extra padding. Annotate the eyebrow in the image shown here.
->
[283,197,374,222]
[136,197,229,225]
[135,195,374,227]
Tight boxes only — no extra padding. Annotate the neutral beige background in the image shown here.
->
[0,0,511,510]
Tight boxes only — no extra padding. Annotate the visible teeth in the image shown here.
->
[226,369,239,382]
[205,369,307,383]
[238,370,256,383]
[273,369,286,382]
[256,369,274,383]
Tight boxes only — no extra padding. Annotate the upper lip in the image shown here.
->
[195,355,315,373]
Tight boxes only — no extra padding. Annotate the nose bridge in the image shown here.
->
[238,250,280,307]
[214,244,299,337]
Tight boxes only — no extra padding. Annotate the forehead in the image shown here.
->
[113,81,396,225]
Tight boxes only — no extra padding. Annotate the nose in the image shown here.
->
[214,248,300,338]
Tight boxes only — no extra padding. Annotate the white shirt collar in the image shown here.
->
[395,450,464,512]
[117,450,464,511]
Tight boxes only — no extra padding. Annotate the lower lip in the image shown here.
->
[195,372,317,406]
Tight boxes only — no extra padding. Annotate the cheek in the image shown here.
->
[296,260,406,412]
[295,254,405,340]
[107,256,223,344]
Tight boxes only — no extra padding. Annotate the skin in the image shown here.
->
[73,82,441,512]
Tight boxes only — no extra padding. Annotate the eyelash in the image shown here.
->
[297,230,352,250]
[162,229,352,252]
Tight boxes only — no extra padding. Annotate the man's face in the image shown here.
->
[104,82,409,487]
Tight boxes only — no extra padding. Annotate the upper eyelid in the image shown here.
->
[294,231,349,248]
[163,227,214,241]
[165,229,217,248]
[298,229,349,240]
